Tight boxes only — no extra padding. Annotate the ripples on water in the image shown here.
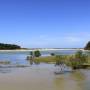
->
[0,50,78,65]
[0,63,89,90]
[0,50,89,90]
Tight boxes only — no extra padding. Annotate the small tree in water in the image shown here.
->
[51,53,55,56]
[34,50,41,57]
[75,50,88,64]
[69,50,88,69]
[28,50,41,65]
[55,55,64,65]
[30,51,33,56]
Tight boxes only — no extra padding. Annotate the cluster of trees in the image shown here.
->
[0,43,21,50]
[55,50,88,69]
[28,50,88,69]
[27,50,41,65]
[30,50,41,57]
[68,51,88,69]
[84,41,90,50]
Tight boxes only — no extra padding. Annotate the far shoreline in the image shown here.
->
[0,48,89,52]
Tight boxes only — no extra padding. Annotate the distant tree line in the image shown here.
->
[84,41,90,50]
[0,43,21,50]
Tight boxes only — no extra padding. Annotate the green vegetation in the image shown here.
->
[33,50,89,69]
[27,50,41,64]
[34,56,56,63]
[30,51,33,56]
[51,53,55,56]
[0,43,21,50]
[55,55,65,65]
[34,50,41,57]
[67,51,88,69]
[0,61,11,65]
[84,41,90,50]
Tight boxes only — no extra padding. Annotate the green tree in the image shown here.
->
[84,41,90,50]
[69,50,88,69]
[51,53,55,56]
[55,55,64,65]
[30,51,33,56]
[75,50,88,64]
[29,51,34,60]
[0,43,21,50]
[34,50,41,57]
[75,50,83,59]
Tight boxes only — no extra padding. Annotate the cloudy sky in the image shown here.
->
[0,0,89,48]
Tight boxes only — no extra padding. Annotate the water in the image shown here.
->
[0,50,79,65]
[0,64,90,90]
[0,50,89,90]
[0,50,89,65]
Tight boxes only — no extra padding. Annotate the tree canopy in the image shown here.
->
[0,43,21,50]
[84,41,90,50]
[34,50,41,57]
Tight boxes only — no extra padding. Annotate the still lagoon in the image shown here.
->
[0,50,90,90]
[0,49,89,65]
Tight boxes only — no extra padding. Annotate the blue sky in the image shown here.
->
[0,0,90,48]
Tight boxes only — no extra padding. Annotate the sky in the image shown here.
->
[0,0,90,48]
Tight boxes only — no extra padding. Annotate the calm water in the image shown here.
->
[0,50,82,65]
[0,64,90,90]
[0,50,89,65]
[0,50,90,90]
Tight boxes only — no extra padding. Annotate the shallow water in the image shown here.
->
[0,64,90,90]
[0,50,89,65]
[0,50,90,90]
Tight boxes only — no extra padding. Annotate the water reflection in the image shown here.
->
[0,64,89,90]
[0,65,29,74]
[54,70,90,90]
[0,68,12,73]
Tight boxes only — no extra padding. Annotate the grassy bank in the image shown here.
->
[0,61,11,65]
[34,54,90,68]
[34,55,74,63]
[88,56,90,64]
[34,56,56,63]
[28,50,90,69]
[34,55,90,64]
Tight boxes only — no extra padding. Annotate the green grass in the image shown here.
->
[0,61,11,65]
[34,56,56,63]
[88,56,90,64]
[34,55,73,64]
[34,55,90,64]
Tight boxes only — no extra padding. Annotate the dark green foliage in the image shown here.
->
[30,51,33,56]
[55,50,88,69]
[55,55,64,65]
[51,53,55,56]
[75,50,83,59]
[76,50,88,64]
[0,43,21,50]
[34,50,41,57]
[69,50,88,69]
[29,51,34,60]
[28,50,41,65]
[84,41,90,50]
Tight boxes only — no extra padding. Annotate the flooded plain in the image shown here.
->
[0,64,90,90]
[0,50,89,90]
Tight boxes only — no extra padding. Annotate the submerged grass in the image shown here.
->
[0,61,11,65]
[34,55,90,65]
[34,55,74,64]
[87,56,90,64]
[34,56,56,63]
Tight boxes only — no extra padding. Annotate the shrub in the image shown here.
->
[51,53,55,56]
[55,55,64,65]
[34,50,41,57]
[68,50,88,69]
